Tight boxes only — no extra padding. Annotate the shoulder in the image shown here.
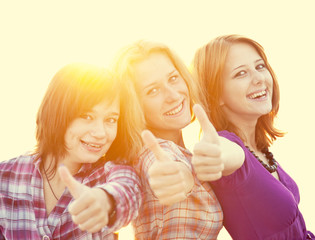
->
[0,154,36,195]
[140,138,190,159]
[84,160,139,186]
[218,130,246,149]
[0,154,35,173]
[103,160,137,176]
[137,138,191,170]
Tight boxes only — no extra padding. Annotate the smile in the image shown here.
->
[81,140,103,149]
[165,101,184,116]
[248,90,267,99]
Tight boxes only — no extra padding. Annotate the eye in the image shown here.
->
[80,113,93,120]
[147,87,159,96]
[106,117,119,124]
[256,63,266,70]
[169,75,179,83]
[234,70,247,78]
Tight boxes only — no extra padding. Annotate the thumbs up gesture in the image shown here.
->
[142,130,193,206]
[58,165,114,233]
[192,104,224,181]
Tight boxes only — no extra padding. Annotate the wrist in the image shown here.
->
[102,189,116,225]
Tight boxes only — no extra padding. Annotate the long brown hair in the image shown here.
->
[112,40,202,129]
[34,63,143,175]
[193,34,284,150]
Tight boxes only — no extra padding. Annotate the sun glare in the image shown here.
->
[1,1,314,239]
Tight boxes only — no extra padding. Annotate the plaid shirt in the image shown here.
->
[0,154,142,240]
[133,139,223,240]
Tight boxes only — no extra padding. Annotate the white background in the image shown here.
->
[1,1,314,239]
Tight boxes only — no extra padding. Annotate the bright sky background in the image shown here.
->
[1,1,314,239]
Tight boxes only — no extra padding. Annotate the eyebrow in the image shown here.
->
[167,69,177,77]
[88,109,120,116]
[232,58,264,72]
[107,112,120,116]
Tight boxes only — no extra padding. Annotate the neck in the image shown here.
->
[227,114,258,150]
[149,128,185,147]
[42,155,62,183]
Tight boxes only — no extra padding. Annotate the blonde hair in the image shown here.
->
[35,63,143,175]
[193,34,284,150]
[113,40,202,129]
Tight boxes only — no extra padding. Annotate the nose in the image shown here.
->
[90,120,107,139]
[252,70,265,85]
[164,84,180,102]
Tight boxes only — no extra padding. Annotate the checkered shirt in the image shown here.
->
[0,154,142,240]
[133,139,223,240]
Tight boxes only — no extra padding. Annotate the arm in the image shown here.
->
[148,157,194,204]
[58,164,142,233]
[98,163,142,232]
[219,136,245,176]
[142,130,194,205]
[0,229,4,240]
[191,104,244,181]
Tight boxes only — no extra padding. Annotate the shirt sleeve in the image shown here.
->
[0,229,4,240]
[97,162,142,233]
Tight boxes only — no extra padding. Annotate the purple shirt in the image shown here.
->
[210,131,312,240]
[0,154,142,240]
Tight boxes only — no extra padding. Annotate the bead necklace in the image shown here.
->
[43,167,59,201]
[245,146,278,173]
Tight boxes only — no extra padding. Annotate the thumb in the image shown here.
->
[141,130,171,162]
[58,165,82,199]
[193,104,220,144]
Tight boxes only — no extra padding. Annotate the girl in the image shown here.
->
[113,40,224,239]
[0,63,142,239]
[192,34,314,240]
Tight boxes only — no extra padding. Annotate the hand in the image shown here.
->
[58,165,114,233]
[192,104,224,181]
[142,130,189,205]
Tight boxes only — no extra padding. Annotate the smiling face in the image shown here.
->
[220,42,273,125]
[133,52,191,140]
[63,98,119,171]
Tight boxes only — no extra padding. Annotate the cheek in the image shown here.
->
[221,84,235,103]
[266,74,274,94]
[64,130,73,147]
[112,127,118,140]
[265,71,273,84]
[142,99,160,121]
[108,126,118,143]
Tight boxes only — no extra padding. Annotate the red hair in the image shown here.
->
[193,35,284,150]
[35,63,142,175]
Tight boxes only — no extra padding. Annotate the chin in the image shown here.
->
[83,154,103,164]
[177,118,191,129]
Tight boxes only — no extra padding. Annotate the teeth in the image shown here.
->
[83,142,101,148]
[165,103,183,116]
[249,90,266,99]
[89,143,101,148]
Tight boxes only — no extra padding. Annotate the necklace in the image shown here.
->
[245,146,278,173]
[43,167,59,201]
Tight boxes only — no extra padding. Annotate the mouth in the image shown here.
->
[164,101,184,116]
[80,140,104,151]
[248,89,267,100]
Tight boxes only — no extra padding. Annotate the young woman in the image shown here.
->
[192,34,314,240]
[113,40,224,239]
[0,63,143,239]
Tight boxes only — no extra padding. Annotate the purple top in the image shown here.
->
[210,131,312,240]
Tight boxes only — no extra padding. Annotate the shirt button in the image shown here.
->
[42,235,50,240]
